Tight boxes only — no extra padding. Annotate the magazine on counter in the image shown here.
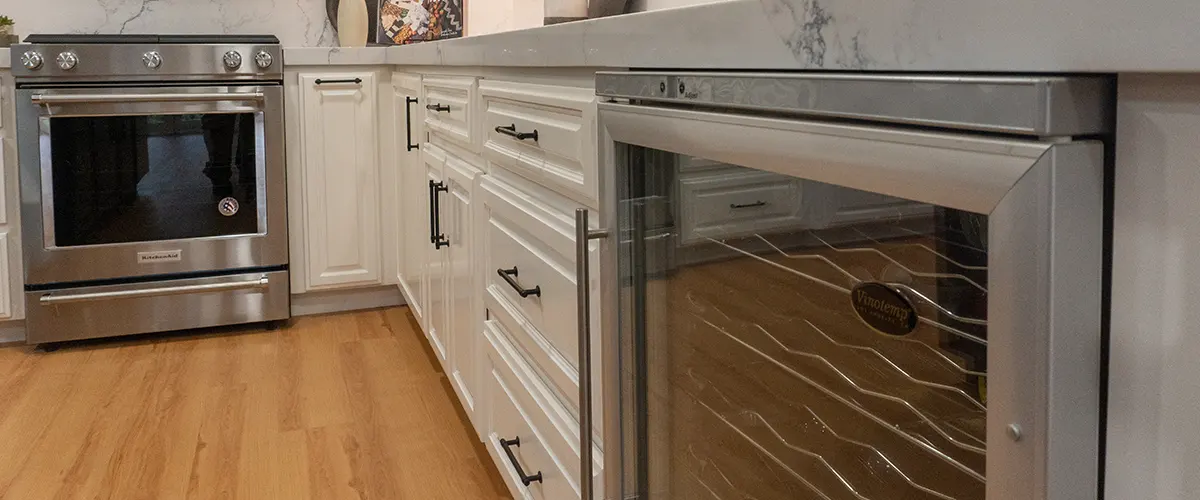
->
[377,0,465,44]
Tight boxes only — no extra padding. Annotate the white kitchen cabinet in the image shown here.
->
[0,70,22,323]
[391,72,427,327]
[295,71,382,290]
[423,144,450,365]
[444,151,484,428]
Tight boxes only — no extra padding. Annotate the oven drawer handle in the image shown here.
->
[496,124,539,142]
[39,276,270,305]
[497,267,541,298]
[498,437,543,486]
[30,92,267,105]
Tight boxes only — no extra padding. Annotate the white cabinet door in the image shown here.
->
[444,153,483,430]
[298,72,381,289]
[392,73,426,326]
[424,145,449,366]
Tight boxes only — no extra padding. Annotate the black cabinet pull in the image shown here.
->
[314,78,362,85]
[499,437,543,486]
[495,124,539,142]
[426,103,451,113]
[730,201,768,209]
[428,180,437,244]
[432,181,449,249]
[405,97,420,152]
[497,267,541,298]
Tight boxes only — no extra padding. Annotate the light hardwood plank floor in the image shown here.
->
[0,307,511,500]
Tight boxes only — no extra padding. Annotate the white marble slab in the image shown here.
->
[6,0,335,47]
[284,47,390,67]
[384,0,1200,72]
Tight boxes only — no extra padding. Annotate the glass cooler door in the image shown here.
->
[613,149,990,500]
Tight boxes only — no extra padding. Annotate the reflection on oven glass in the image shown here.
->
[49,113,262,246]
[619,150,991,500]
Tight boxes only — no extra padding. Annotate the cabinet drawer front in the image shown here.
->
[481,80,597,207]
[485,321,588,500]
[486,209,579,371]
[679,172,805,243]
[423,76,476,150]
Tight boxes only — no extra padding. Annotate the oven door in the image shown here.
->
[14,84,287,285]
[598,103,1103,500]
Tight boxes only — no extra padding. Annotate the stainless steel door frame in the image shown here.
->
[15,84,288,285]
[596,100,1104,499]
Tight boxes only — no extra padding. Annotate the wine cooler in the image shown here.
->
[590,73,1111,500]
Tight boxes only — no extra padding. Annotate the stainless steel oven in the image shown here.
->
[583,73,1112,500]
[12,36,289,345]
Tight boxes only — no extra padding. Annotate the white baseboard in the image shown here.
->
[0,320,26,345]
[290,285,405,317]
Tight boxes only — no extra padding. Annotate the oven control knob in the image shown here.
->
[254,50,273,69]
[223,50,243,70]
[56,51,79,71]
[21,51,44,70]
[142,51,162,70]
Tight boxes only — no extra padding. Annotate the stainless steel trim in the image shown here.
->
[595,72,1113,136]
[576,208,609,500]
[30,92,266,105]
[39,276,270,305]
[599,101,1052,215]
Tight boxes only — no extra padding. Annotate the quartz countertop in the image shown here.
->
[283,46,389,67]
[374,0,1200,72]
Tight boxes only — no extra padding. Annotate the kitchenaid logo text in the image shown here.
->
[850,283,919,336]
[138,250,182,264]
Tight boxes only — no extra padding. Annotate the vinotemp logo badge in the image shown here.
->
[850,282,919,336]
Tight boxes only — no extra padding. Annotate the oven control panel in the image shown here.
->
[9,43,283,82]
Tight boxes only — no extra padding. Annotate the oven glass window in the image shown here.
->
[46,112,263,247]
[616,146,988,500]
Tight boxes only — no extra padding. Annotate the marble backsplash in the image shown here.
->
[4,0,338,46]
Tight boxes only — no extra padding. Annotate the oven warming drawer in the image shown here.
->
[25,270,290,344]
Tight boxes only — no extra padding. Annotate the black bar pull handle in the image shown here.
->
[499,437,543,486]
[314,78,362,85]
[405,97,420,151]
[730,201,768,209]
[432,181,450,249]
[426,103,451,113]
[428,180,438,244]
[495,124,539,142]
[497,267,541,298]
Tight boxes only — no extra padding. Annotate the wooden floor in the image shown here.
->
[0,307,510,500]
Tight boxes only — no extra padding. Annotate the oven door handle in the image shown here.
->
[30,92,267,105]
[39,276,270,305]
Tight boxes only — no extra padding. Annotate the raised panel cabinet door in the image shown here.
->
[424,146,449,367]
[393,77,426,326]
[299,73,382,289]
[446,157,482,429]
